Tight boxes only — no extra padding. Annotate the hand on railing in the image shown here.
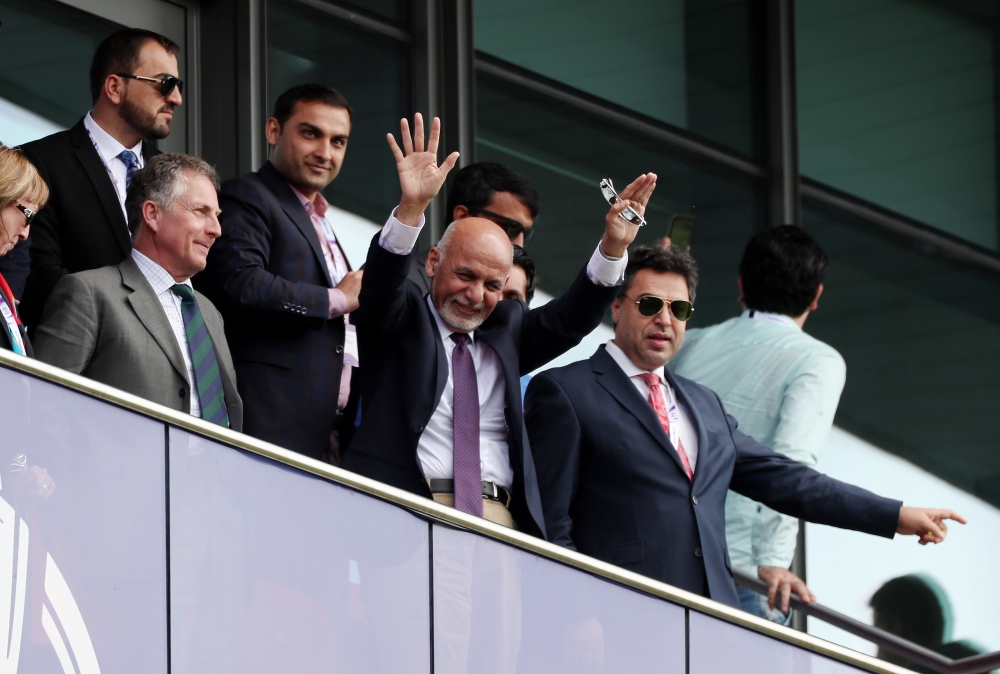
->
[896,507,967,545]
[758,565,815,613]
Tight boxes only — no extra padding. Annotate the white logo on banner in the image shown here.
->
[0,478,102,673]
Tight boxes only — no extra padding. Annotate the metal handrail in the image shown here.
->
[734,571,1000,674]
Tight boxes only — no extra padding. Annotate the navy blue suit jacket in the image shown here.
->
[197,161,350,459]
[525,345,902,607]
[341,233,621,537]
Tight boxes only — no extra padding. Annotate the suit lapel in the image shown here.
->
[423,300,449,418]
[476,324,523,453]
[665,369,710,487]
[592,347,689,476]
[258,162,336,287]
[70,120,132,256]
[119,257,190,385]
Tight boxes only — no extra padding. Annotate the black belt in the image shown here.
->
[428,479,512,508]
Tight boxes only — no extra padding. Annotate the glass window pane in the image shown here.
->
[168,428,429,673]
[0,366,167,673]
[432,524,686,674]
[0,0,118,146]
[802,203,1000,507]
[267,0,410,224]
[797,0,999,249]
[336,0,410,25]
[689,611,865,674]
[477,74,761,326]
[474,0,761,157]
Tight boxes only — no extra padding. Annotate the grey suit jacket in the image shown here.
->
[33,256,243,431]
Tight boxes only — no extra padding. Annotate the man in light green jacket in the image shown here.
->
[669,225,843,624]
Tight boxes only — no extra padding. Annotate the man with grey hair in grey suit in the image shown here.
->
[34,154,242,430]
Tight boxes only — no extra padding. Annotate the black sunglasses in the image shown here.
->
[13,201,37,226]
[629,294,694,321]
[117,73,184,97]
[467,207,535,245]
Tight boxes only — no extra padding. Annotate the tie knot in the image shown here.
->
[450,332,470,348]
[118,150,139,170]
[638,373,661,389]
[170,283,195,302]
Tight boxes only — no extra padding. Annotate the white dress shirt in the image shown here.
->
[604,340,699,470]
[131,249,201,417]
[83,112,145,219]
[378,209,628,489]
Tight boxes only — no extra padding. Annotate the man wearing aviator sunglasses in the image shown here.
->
[407,162,539,295]
[527,245,964,610]
[15,28,181,329]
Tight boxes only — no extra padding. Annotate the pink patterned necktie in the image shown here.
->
[638,373,694,481]
[450,333,483,516]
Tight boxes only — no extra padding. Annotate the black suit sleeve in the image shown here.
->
[208,180,332,327]
[351,231,414,339]
[20,147,66,327]
[518,266,620,375]
[723,398,902,538]
[0,239,31,298]
[525,372,581,549]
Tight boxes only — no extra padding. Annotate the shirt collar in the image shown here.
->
[131,249,192,295]
[740,309,801,330]
[288,183,329,219]
[604,340,665,384]
[84,111,143,164]
[426,294,475,347]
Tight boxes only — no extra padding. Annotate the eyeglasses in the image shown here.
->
[467,207,535,245]
[116,73,184,97]
[600,178,646,227]
[13,202,37,226]
[629,294,694,321]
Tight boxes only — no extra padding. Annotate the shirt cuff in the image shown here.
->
[378,207,425,255]
[328,288,347,319]
[586,244,628,286]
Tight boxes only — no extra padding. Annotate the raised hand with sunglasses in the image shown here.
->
[600,173,657,259]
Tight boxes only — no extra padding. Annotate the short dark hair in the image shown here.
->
[90,29,180,103]
[739,225,829,317]
[619,245,699,304]
[511,245,536,303]
[870,575,948,647]
[272,84,353,126]
[446,162,539,225]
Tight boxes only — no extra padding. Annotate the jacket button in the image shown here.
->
[283,302,290,309]
[415,425,424,434]
[694,547,703,558]
[692,495,699,505]
[179,388,186,398]
[335,345,344,354]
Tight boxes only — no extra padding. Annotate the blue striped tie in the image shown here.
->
[170,284,229,427]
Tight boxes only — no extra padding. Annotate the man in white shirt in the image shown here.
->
[33,154,242,430]
[526,245,964,608]
[342,112,655,535]
[19,28,184,328]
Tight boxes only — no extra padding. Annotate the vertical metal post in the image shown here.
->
[438,0,476,242]
[792,519,808,632]
[237,0,268,174]
[765,0,801,228]
[414,0,444,246]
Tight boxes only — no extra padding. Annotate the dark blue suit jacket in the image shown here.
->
[525,345,902,607]
[197,161,350,459]
[341,233,621,537]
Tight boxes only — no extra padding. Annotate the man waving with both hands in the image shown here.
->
[341,113,655,534]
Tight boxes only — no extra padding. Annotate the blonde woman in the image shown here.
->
[0,145,48,355]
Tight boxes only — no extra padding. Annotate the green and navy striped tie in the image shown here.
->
[170,284,229,427]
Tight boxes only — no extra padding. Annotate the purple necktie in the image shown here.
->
[451,333,483,517]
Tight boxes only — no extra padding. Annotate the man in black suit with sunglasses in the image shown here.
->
[15,28,182,328]
[525,245,966,609]
[407,162,539,296]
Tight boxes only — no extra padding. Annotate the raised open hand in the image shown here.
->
[601,173,657,258]
[387,113,460,226]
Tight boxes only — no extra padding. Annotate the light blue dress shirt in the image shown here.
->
[668,311,846,577]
